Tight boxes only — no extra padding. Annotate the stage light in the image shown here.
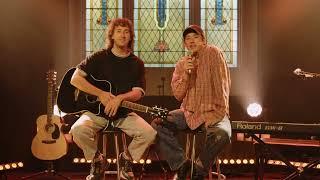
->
[249,159,255,164]
[242,159,248,164]
[222,159,229,164]
[11,163,17,168]
[229,159,235,164]
[107,158,112,163]
[0,162,23,171]
[146,159,152,164]
[236,159,241,164]
[139,159,145,164]
[80,158,86,163]
[247,103,262,117]
[73,158,79,163]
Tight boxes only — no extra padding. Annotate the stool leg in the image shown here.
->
[186,133,191,159]
[114,133,120,180]
[190,134,196,179]
[209,166,213,180]
[216,159,221,180]
[154,149,168,180]
[211,158,226,180]
[103,134,107,179]
[138,147,151,180]
[121,132,127,152]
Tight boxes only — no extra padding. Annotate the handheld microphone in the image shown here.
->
[187,51,195,74]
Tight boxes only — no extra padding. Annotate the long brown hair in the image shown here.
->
[105,18,134,50]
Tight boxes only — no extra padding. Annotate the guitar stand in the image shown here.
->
[21,161,70,179]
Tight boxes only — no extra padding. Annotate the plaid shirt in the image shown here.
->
[171,45,231,130]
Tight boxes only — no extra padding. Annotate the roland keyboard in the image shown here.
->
[232,121,320,136]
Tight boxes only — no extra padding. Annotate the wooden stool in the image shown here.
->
[102,125,127,180]
[185,129,226,180]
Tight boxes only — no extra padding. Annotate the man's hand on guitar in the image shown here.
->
[98,91,114,106]
[104,95,124,117]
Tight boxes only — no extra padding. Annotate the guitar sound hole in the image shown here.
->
[45,124,55,133]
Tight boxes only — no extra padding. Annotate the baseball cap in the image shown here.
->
[183,25,205,39]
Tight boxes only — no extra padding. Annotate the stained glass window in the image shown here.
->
[85,0,238,67]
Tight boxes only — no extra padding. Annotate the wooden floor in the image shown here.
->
[3,171,320,180]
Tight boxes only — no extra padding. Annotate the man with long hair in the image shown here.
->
[69,18,156,180]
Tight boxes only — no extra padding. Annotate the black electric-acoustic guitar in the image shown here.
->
[56,68,168,120]
[31,69,67,160]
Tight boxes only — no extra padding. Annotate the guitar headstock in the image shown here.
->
[148,106,169,119]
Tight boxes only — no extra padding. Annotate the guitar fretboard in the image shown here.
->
[121,101,149,113]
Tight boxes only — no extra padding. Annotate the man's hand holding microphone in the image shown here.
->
[185,51,197,74]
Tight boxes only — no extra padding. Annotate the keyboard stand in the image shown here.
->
[250,133,300,180]
[251,133,320,180]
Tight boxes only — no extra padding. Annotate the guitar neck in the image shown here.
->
[121,101,150,113]
[47,85,53,119]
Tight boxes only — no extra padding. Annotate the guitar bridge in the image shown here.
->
[42,140,56,144]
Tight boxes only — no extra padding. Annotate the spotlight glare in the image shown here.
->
[4,164,10,169]
[0,165,4,171]
[139,159,145,164]
[247,103,262,117]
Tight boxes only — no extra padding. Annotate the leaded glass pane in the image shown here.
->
[134,0,189,67]
[85,0,122,56]
[201,0,238,67]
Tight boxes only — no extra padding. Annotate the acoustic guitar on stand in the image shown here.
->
[31,69,67,160]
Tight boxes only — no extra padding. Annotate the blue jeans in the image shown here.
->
[151,109,232,173]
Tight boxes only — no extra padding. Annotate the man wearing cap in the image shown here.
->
[152,25,232,180]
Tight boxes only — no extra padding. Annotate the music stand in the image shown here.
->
[21,160,70,179]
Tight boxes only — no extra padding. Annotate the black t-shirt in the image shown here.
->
[77,48,145,95]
